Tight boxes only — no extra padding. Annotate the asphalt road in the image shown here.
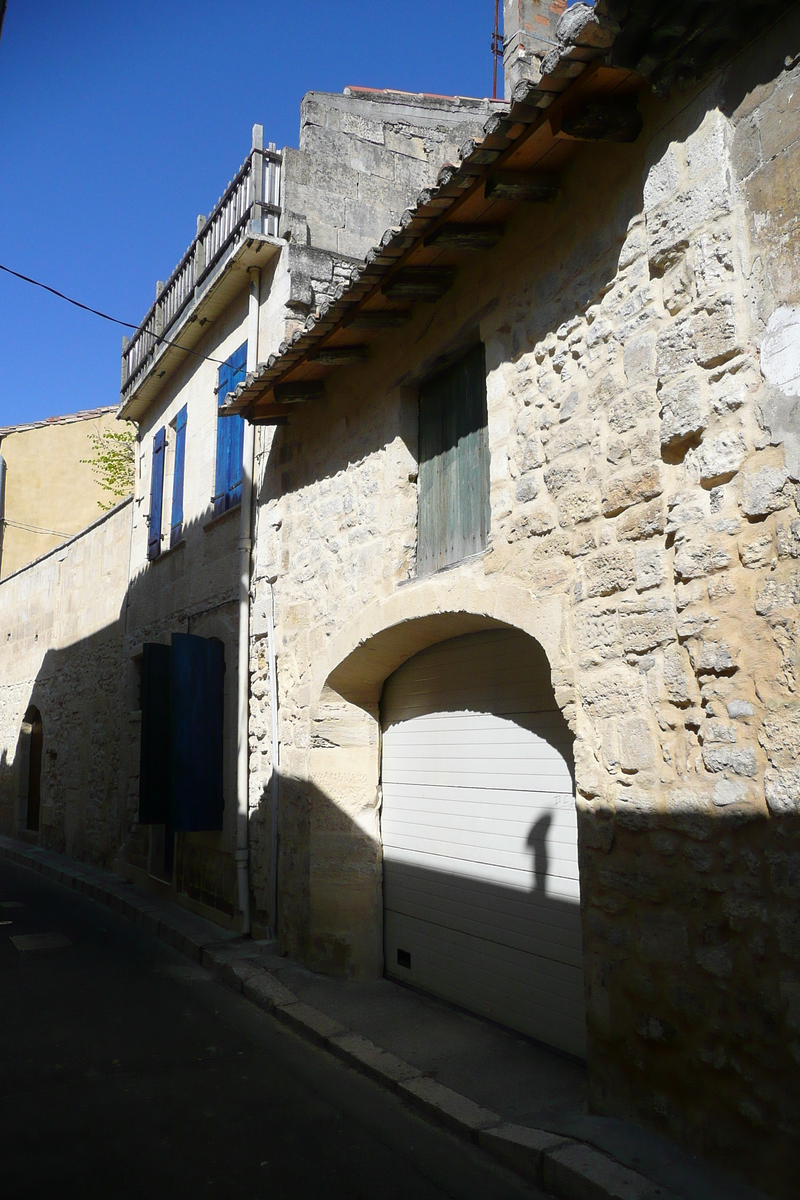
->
[0,858,542,1200]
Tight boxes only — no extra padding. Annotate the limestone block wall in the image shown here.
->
[282,89,505,259]
[0,500,131,863]
[246,30,800,1196]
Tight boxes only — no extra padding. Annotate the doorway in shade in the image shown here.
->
[22,705,43,833]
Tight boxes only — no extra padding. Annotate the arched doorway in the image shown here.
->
[380,628,585,1058]
[22,706,43,832]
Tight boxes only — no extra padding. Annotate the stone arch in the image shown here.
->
[305,578,575,982]
[314,575,569,716]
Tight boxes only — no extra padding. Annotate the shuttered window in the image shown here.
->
[417,343,490,575]
[137,634,225,833]
[147,426,166,561]
[214,342,247,516]
[170,405,187,547]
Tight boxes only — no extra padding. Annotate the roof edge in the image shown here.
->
[0,405,119,440]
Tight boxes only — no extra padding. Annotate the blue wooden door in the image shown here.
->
[169,633,225,831]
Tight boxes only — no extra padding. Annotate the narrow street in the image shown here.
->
[0,858,540,1200]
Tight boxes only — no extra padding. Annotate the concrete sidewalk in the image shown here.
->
[0,835,767,1200]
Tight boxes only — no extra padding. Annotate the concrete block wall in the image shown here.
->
[246,31,800,1198]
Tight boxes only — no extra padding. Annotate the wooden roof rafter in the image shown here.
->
[223,6,644,423]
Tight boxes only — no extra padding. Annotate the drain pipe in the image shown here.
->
[236,265,260,935]
[266,578,279,937]
[0,451,6,576]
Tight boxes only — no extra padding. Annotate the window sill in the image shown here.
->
[402,542,493,584]
[203,503,241,532]
[148,537,186,565]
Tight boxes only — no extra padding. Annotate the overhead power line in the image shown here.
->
[1,518,72,538]
[0,262,228,368]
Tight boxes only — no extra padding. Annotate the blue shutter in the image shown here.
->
[228,341,248,383]
[147,427,166,560]
[214,342,247,514]
[169,633,225,832]
[138,642,171,824]
[170,405,187,546]
[227,415,245,508]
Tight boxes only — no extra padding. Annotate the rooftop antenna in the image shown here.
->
[491,0,504,99]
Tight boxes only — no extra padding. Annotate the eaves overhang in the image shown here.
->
[222,4,634,423]
[118,232,282,424]
[222,0,795,426]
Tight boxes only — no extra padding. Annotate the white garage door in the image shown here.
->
[381,628,585,1058]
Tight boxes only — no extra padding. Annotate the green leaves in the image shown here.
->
[81,425,135,510]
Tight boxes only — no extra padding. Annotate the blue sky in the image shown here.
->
[0,0,496,428]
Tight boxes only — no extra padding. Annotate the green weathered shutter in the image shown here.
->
[147,427,166,560]
[138,642,171,824]
[417,343,489,574]
[170,633,224,832]
[170,405,187,547]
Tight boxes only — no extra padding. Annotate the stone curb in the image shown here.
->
[0,837,686,1200]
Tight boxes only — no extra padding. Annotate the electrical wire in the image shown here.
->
[0,262,229,368]
[1,518,71,538]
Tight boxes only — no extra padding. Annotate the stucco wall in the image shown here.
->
[123,290,256,917]
[247,30,800,1198]
[0,408,124,578]
[0,500,132,862]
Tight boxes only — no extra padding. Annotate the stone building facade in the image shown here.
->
[0,500,132,857]
[116,88,499,923]
[226,5,800,1194]
[0,4,797,1194]
[0,87,501,926]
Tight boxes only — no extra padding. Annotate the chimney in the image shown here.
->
[502,0,568,99]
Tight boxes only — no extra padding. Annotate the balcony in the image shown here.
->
[119,125,282,421]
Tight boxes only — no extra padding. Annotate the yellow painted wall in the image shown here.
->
[0,409,127,578]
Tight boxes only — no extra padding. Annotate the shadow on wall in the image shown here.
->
[581,801,800,1200]
[0,499,243,882]
[0,617,129,864]
[250,760,800,1199]
[246,763,587,1058]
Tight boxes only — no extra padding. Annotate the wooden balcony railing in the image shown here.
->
[121,125,280,393]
